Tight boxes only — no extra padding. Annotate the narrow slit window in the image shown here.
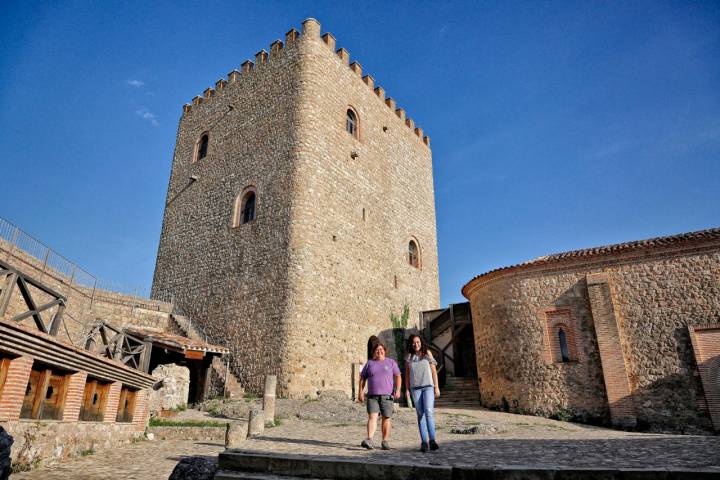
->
[346,109,358,138]
[559,329,570,363]
[408,240,419,268]
[195,133,209,162]
[241,191,256,224]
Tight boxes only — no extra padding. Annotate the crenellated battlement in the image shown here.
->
[181,18,430,147]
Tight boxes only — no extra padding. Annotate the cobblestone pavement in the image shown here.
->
[12,439,225,480]
[235,407,720,470]
[12,407,720,478]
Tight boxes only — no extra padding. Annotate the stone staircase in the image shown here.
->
[170,314,244,399]
[435,376,480,409]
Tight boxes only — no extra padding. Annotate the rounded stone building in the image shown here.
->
[462,228,720,434]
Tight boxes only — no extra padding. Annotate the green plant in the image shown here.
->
[170,403,187,412]
[149,418,227,428]
[80,449,94,456]
[266,418,283,428]
[551,407,573,423]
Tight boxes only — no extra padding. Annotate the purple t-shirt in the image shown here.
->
[360,358,401,395]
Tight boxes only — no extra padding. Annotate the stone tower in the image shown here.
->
[152,18,440,397]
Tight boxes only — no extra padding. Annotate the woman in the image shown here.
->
[405,334,440,452]
[358,341,401,450]
[367,335,380,360]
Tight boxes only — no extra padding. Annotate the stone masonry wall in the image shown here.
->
[468,273,610,423]
[151,19,440,397]
[151,28,303,395]
[282,20,440,396]
[1,239,172,345]
[465,243,720,434]
[3,420,141,470]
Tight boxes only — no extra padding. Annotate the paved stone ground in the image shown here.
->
[233,407,720,471]
[13,407,720,478]
[12,439,225,480]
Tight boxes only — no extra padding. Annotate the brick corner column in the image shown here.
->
[0,356,34,421]
[586,273,637,429]
[103,381,122,423]
[132,389,150,432]
[61,371,88,421]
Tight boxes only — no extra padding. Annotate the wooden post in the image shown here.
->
[31,369,52,419]
[0,272,17,318]
[262,375,276,425]
[139,341,153,373]
[48,303,65,336]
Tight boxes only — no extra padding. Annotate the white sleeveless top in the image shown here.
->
[405,351,437,389]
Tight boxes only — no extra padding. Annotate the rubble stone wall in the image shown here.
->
[0,240,172,345]
[465,241,720,434]
[3,420,141,470]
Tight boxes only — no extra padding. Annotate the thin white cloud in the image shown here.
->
[126,79,145,88]
[135,108,159,126]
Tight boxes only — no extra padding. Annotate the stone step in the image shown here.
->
[216,471,312,480]
[217,451,716,480]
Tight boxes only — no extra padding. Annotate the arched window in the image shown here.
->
[194,133,209,162]
[233,187,257,227]
[346,109,358,138]
[242,191,256,224]
[558,329,570,363]
[408,240,419,268]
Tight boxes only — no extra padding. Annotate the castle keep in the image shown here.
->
[152,19,440,397]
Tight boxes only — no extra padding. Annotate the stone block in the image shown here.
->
[248,409,265,437]
[225,421,248,448]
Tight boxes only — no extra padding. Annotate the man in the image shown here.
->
[358,340,402,450]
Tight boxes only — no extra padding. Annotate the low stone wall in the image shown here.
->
[147,426,225,441]
[3,420,142,470]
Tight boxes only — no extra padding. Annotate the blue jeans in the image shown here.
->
[410,386,436,443]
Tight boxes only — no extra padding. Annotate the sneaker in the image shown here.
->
[420,442,429,453]
[381,440,390,450]
[429,439,439,451]
[361,439,374,450]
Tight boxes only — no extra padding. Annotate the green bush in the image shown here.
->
[149,418,227,428]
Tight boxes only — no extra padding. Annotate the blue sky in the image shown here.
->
[1,1,718,305]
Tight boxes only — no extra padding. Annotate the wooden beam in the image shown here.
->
[31,368,52,419]
[0,273,17,318]
[16,276,46,332]
[48,303,65,336]
[139,341,152,373]
[9,298,64,323]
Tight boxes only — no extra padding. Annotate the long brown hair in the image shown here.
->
[367,335,380,360]
[406,334,427,357]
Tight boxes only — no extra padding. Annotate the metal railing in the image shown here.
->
[0,215,212,343]
[0,216,149,299]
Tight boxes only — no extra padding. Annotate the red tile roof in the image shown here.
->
[125,327,229,355]
[462,227,720,298]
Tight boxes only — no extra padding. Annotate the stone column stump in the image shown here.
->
[263,375,277,425]
[248,409,265,437]
[225,421,249,448]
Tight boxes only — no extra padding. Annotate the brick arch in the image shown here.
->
[407,236,421,269]
[543,308,580,364]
